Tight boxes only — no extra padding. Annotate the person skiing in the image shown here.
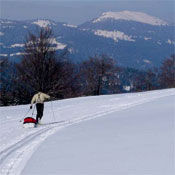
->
[30,92,50,124]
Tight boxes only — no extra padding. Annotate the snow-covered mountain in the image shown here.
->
[32,19,56,28]
[79,11,174,68]
[0,11,174,69]
[0,89,175,174]
[93,11,168,26]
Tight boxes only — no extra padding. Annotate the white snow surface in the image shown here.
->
[93,11,168,26]
[94,30,135,42]
[0,54,8,57]
[0,89,175,175]
[0,32,4,36]
[63,24,77,28]
[32,20,53,28]
[144,37,152,41]
[50,38,66,50]
[167,39,175,45]
[143,59,151,64]
[11,44,25,48]
[0,20,13,24]
[10,52,26,57]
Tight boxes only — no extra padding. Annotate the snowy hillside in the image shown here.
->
[94,30,135,42]
[93,11,168,26]
[0,11,174,69]
[32,20,56,28]
[0,89,175,175]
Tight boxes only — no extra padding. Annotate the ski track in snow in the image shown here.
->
[0,89,174,175]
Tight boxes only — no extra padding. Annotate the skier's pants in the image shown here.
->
[36,103,44,123]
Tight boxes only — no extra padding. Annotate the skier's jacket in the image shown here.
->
[31,92,50,106]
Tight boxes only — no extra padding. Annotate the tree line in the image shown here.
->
[0,28,174,106]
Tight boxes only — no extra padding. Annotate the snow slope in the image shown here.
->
[32,20,54,28]
[93,11,168,26]
[0,89,175,175]
[94,30,135,42]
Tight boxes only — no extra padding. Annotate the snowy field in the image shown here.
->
[0,89,175,175]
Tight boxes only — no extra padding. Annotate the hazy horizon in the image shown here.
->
[0,0,174,25]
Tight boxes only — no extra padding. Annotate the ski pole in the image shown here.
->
[51,101,56,122]
[19,108,31,122]
[32,104,36,118]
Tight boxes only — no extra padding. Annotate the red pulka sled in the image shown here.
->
[23,117,36,128]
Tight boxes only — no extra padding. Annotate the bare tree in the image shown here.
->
[0,58,17,105]
[132,71,146,92]
[15,27,81,103]
[144,69,158,90]
[159,55,175,88]
[80,55,119,95]
[16,28,60,93]
[50,60,81,98]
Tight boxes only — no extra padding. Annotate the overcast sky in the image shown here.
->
[0,0,175,24]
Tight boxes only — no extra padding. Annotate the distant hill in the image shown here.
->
[0,11,174,69]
